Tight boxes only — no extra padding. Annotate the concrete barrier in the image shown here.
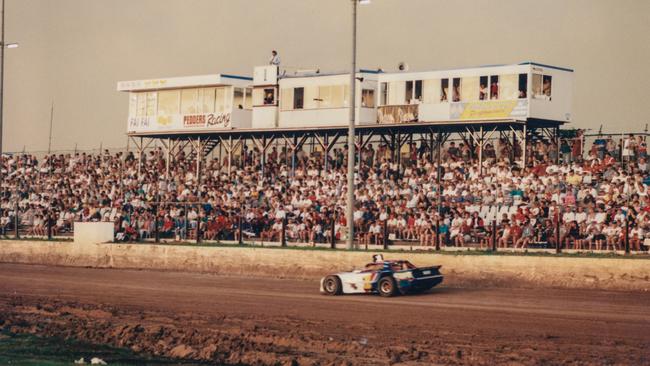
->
[1,240,649,291]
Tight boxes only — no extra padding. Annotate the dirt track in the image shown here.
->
[1,264,649,365]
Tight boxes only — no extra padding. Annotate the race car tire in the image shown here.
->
[323,275,342,295]
[378,276,397,297]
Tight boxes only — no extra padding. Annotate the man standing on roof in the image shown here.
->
[269,50,281,66]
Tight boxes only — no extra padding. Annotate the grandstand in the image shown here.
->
[1,62,648,254]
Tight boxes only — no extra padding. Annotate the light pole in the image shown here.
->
[346,0,369,249]
[0,0,19,159]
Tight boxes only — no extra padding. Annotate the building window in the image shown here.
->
[490,75,499,100]
[405,81,413,104]
[215,87,227,113]
[441,79,449,102]
[518,74,528,98]
[543,75,552,99]
[532,74,552,100]
[233,88,244,109]
[479,76,488,100]
[181,88,199,114]
[158,90,180,116]
[414,80,423,102]
[452,78,461,102]
[199,88,215,114]
[380,82,387,106]
[361,89,375,108]
[244,88,253,110]
[264,88,276,105]
[293,87,304,109]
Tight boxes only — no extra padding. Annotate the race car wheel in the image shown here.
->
[323,275,342,295]
[378,276,397,297]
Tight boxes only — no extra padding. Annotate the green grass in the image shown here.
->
[0,332,209,366]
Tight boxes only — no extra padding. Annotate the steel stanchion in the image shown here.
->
[435,219,440,251]
[382,220,388,250]
[624,217,630,254]
[491,220,497,252]
[238,214,243,245]
[330,215,336,249]
[14,202,19,239]
[281,217,287,247]
[47,211,53,240]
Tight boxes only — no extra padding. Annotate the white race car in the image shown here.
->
[320,255,443,297]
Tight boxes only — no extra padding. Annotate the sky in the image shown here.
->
[3,0,650,153]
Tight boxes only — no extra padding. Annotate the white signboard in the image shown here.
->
[127,113,232,133]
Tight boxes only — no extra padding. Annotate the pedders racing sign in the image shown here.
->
[183,113,231,128]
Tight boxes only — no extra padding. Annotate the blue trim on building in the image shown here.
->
[518,62,574,73]
[221,74,254,81]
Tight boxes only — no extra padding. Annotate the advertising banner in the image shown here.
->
[450,99,528,120]
[128,113,232,133]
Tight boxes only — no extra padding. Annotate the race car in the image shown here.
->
[320,254,443,297]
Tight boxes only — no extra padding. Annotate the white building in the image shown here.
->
[376,62,573,124]
[117,73,253,134]
[118,62,573,135]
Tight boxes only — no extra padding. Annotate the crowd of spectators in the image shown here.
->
[1,132,648,251]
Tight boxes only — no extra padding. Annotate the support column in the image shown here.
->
[522,124,527,170]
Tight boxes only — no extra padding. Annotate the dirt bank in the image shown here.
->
[1,240,650,291]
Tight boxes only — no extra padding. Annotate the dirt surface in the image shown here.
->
[1,264,649,365]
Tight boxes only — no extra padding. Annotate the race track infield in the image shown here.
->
[0,264,649,365]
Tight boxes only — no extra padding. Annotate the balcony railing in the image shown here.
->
[377,105,419,124]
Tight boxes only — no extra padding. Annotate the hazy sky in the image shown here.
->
[3,0,650,153]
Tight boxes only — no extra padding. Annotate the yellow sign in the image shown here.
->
[459,100,518,119]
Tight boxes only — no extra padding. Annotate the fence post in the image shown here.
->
[238,214,243,245]
[154,204,160,243]
[491,220,497,251]
[196,206,201,244]
[380,220,387,249]
[183,204,189,242]
[435,219,440,251]
[330,215,336,249]
[555,212,561,254]
[47,210,53,240]
[281,217,287,247]
[624,217,630,254]
[14,201,19,239]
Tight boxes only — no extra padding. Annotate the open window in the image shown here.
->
[361,89,375,107]
[543,75,552,99]
[233,88,244,110]
[479,76,488,100]
[440,79,449,102]
[518,74,528,99]
[380,82,388,106]
[532,74,552,100]
[414,80,423,102]
[405,81,413,104]
[452,78,461,102]
[244,88,253,109]
[293,87,304,109]
[490,75,499,100]
[264,88,276,105]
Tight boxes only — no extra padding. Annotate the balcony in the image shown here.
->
[377,104,419,124]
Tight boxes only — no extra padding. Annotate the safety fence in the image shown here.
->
[2,202,648,255]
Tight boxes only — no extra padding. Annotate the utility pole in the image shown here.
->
[47,101,54,154]
[345,0,358,250]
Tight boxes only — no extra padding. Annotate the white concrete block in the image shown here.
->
[74,222,114,244]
